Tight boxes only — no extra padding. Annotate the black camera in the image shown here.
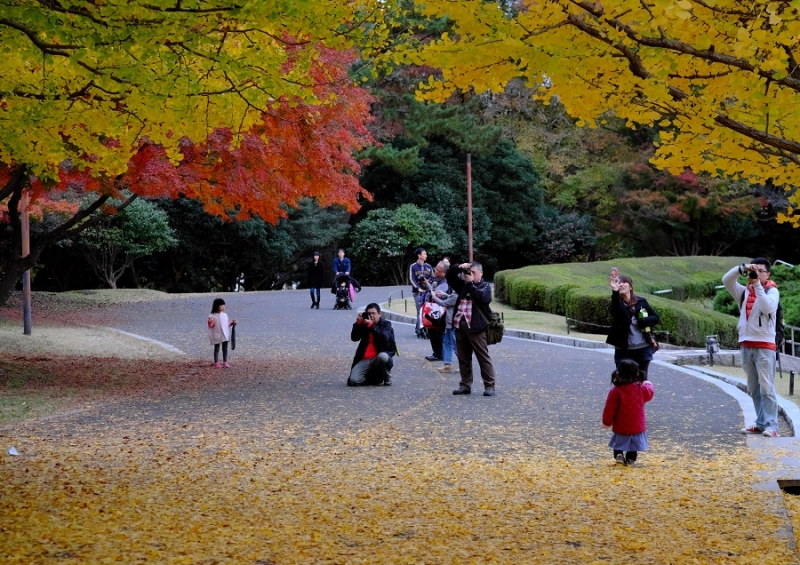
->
[362,312,370,320]
[749,271,758,279]
[462,268,471,275]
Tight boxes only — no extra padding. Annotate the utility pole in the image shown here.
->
[21,189,31,335]
[467,154,473,262]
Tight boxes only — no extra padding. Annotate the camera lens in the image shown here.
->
[749,272,758,279]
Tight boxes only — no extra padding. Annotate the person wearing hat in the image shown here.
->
[307,251,325,309]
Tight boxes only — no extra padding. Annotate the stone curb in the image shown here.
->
[685,365,800,438]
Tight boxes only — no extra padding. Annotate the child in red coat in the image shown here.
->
[602,359,654,466]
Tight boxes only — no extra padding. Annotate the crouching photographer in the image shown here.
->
[347,303,398,386]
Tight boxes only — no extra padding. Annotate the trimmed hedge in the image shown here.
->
[495,257,748,348]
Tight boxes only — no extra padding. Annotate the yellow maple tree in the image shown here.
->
[401,0,800,224]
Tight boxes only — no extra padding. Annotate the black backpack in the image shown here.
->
[776,301,785,351]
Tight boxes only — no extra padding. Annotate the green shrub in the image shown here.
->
[713,290,739,317]
[496,256,748,347]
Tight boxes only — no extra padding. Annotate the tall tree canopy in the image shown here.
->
[0,2,381,304]
[403,0,800,224]
[0,0,386,178]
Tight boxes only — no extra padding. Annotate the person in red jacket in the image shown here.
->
[602,359,654,466]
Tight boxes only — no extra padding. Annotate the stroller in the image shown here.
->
[333,274,352,310]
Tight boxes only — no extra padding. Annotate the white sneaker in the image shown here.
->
[762,428,779,437]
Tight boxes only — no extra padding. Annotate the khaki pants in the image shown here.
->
[456,319,496,391]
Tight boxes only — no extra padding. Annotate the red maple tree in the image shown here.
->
[0,45,374,305]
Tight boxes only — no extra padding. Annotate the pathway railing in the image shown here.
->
[783,324,800,358]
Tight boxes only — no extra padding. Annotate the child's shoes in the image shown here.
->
[223,362,231,368]
[615,454,626,466]
[215,362,222,368]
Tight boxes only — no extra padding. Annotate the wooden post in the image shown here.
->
[467,154,473,262]
[21,189,31,335]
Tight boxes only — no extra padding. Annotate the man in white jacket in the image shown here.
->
[722,258,781,437]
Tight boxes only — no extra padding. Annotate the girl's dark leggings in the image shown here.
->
[214,341,229,362]
[614,450,638,462]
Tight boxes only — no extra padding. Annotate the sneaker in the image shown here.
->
[438,365,452,373]
[615,454,626,466]
[425,355,441,362]
[483,388,496,397]
[452,388,471,395]
[763,428,779,437]
[625,459,636,467]
[740,425,763,434]
[223,362,231,368]
[214,362,222,368]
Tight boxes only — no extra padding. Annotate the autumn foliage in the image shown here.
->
[404,0,800,224]
[128,46,374,223]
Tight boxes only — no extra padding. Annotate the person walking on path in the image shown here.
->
[347,303,398,387]
[410,247,434,338]
[723,258,781,437]
[602,359,654,466]
[446,260,496,396]
[208,298,237,368]
[307,251,325,309]
[332,248,351,293]
[606,272,660,377]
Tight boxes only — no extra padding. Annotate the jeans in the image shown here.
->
[309,287,321,305]
[442,328,456,365]
[741,346,778,431]
[348,353,392,386]
[614,345,653,377]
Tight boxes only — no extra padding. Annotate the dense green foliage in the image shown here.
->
[496,257,750,347]
[348,204,453,285]
[78,198,176,289]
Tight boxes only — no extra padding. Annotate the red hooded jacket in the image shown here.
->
[602,381,655,435]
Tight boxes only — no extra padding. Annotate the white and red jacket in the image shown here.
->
[208,312,230,345]
[722,266,779,346]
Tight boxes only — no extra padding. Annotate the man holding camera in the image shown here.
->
[722,258,781,437]
[446,261,497,396]
[348,303,398,387]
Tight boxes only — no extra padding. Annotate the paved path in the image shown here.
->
[80,286,755,457]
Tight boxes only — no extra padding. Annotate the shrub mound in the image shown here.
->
[495,257,748,348]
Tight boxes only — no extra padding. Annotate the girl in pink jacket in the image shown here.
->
[208,298,236,368]
[602,359,654,466]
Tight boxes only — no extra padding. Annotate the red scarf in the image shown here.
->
[745,280,777,319]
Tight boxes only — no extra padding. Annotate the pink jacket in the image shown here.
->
[602,381,654,435]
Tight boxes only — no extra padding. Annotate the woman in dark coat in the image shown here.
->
[307,251,325,309]
[606,274,660,376]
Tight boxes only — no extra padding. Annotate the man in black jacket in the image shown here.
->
[348,303,398,386]
[446,261,497,396]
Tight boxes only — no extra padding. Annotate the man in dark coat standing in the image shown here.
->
[348,303,398,386]
[446,261,497,396]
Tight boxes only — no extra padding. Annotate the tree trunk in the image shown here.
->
[0,168,136,306]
